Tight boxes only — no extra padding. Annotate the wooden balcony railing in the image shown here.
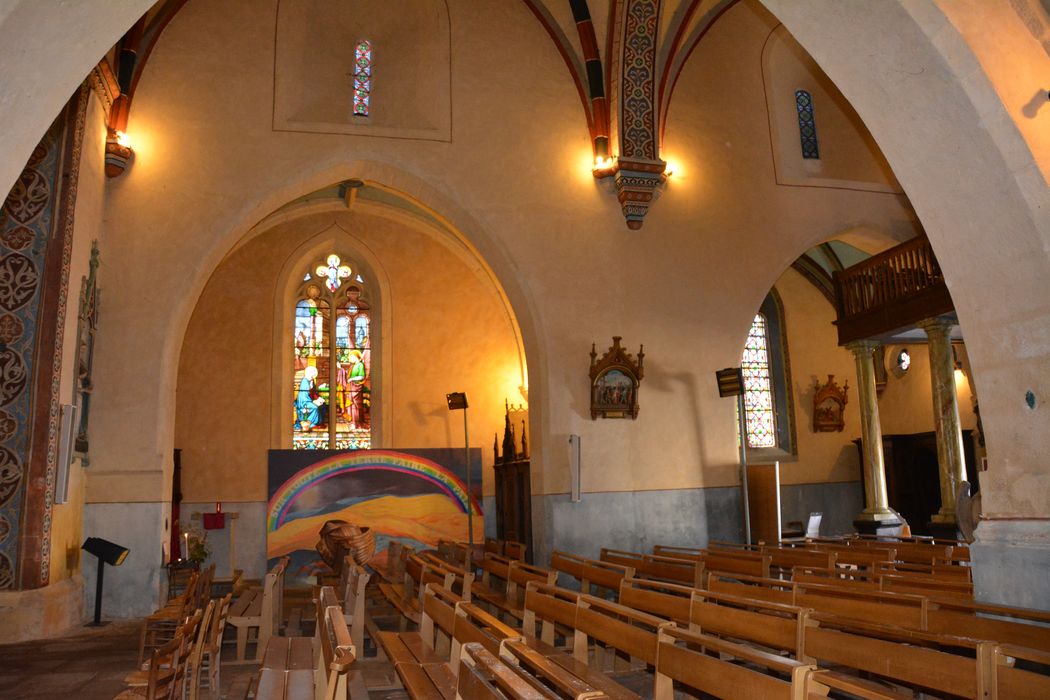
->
[833,236,954,344]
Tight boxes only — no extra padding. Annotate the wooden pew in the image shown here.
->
[504,541,527,562]
[617,578,693,626]
[228,557,288,663]
[473,555,557,622]
[420,552,475,602]
[520,583,650,700]
[571,594,670,678]
[985,643,1050,700]
[378,553,455,629]
[801,612,991,699]
[450,601,526,669]
[499,639,613,699]
[599,549,702,588]
[376,584,459,700]
[654,626,909,700]
[457,642,551,700]
[714,571,1050,655]
[522,582,584,654]
[689,588,807,658]
[338,559,370,654]
[650,544,771,581]
[654,625,810,700]
[550,551,633,598]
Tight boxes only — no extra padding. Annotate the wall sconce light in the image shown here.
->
[592,155,618,178]
[105,128,134,178]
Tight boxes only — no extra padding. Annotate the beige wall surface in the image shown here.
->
[87,0,923,509]
[175,208,522,503]
[0,1,1044,526]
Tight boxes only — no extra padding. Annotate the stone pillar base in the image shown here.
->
[926,519,961,541]
[971,519,1050,612]
[853,513,903,536]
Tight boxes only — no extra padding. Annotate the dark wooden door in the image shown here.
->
[494,459,533,563]
[855,431,976,535]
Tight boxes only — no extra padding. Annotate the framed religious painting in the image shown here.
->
[589,336,644,419]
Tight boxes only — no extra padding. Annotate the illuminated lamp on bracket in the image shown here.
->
[105,129,133,178]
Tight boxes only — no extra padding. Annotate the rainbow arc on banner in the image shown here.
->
[267,450,481,531]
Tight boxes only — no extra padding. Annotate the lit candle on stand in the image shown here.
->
[183,532,189,561]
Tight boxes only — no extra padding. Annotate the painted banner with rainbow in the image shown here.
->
[267,448,482,586]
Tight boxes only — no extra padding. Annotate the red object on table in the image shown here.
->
[202,512,226,530]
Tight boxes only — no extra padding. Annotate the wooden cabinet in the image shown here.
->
[493,459,532,563]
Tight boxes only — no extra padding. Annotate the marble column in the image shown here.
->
[918,317,967,523]
[847,340,899,531]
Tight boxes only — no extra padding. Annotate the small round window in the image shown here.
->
[897,348,911,372]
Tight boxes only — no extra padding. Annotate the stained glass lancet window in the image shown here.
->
[795,90,819,159]
[353,40,373,117]
[293,253,372,450]
[741,314,776,448]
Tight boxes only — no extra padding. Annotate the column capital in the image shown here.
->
[845,339,881,357]
[917,316,955,338]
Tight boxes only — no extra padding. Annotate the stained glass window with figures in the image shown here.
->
[293,254,372,450]
[795,90,819,159]
[742,314,776,448]
[353,40,373,117]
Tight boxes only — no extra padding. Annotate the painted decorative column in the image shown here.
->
[847,340,899,532]
[919,317,967,524]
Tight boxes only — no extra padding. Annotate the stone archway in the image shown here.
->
[760,0,1050,609]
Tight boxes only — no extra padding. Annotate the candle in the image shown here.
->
[183,532,189,560]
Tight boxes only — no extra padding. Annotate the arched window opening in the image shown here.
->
[353,39,373,117]
[293,253,372,450]
[795,89,819,159]
[740,291,796,456]
[742,314,776,448]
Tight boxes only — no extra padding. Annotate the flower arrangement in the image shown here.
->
[182,523,211,565]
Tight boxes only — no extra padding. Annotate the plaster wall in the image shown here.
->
[935,0,1050,184]
[175,209,521,503]
[0,1,1044,544]
[762,24,900,192]
[85,0,918,520]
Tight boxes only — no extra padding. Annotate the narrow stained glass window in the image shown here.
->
[294,254,372,450]
[742,314,776,448]
[795,89,819,159]
[353,40,373,117]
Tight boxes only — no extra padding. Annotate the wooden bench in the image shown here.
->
[504,541,527,561]
[650,544,771,581]
[599,549,703,588]
[498,638,613,700]
[473,555,557,623]
[801,611,991,698]
[228,558,288,663]
[617,578,693,626]
[550,551,633,598]
[654,625,909,700]
[376,583,460,699]
[377,554,454,629]
[519,584,652,699]
[714,570,1050,655]
[420,552,475,602]
[458,642,551,700]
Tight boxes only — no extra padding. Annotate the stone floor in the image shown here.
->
[0,618,259,699]
[0,606,415,700]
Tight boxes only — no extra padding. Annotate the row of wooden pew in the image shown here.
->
[365,538,1050,699]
